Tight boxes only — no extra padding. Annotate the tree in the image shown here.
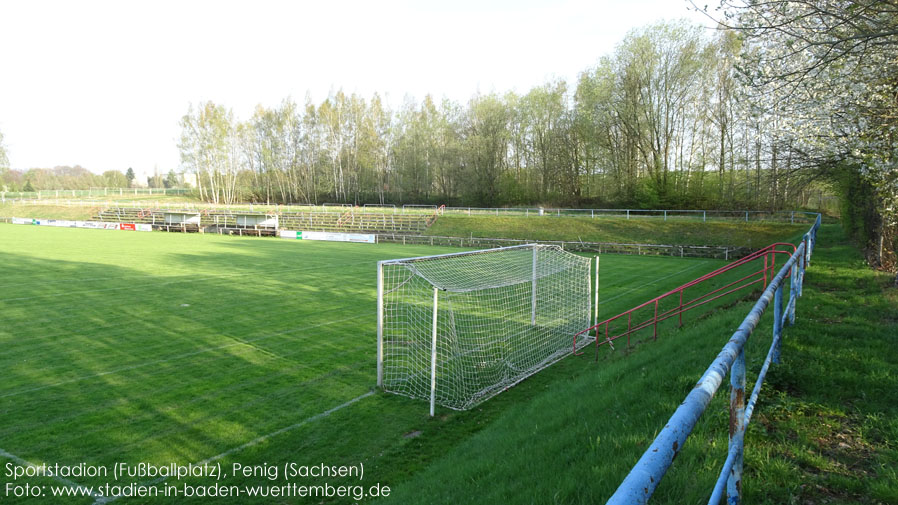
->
[707,0,898,273]
[464,93,509,206]
[0,128,9,169]
[163,18,843,216]
[125,167,135,187]
[147,168,164,188]
[521,81,569,201]
[178,101,241,204]
[575,22,713,206]
[368,93,394,205]
[102,170,129,188]
[23,180,34,192]
[164,170,179,189]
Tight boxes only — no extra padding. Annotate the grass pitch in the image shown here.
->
[0,224,729,503]
[388,225,898,505]
[427,215,808,248]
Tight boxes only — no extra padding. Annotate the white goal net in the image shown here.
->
[377,244,592,413]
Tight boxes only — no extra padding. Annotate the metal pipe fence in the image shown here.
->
[0,196,821,224]
[374,234,751,260]
[440,207,819,224]
[603,214,820,504]
[574,242,798,357]
[0,213,748,260]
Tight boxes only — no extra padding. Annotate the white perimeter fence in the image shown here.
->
[1,197,821,224]
[375,234,751,260]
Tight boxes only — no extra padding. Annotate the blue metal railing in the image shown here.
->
[606,214,820,505]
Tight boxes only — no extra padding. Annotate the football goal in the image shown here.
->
[377,244,593,415]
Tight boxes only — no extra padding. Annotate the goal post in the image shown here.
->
[377,244,593,413]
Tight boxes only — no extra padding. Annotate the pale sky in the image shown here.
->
[0,0,710,179]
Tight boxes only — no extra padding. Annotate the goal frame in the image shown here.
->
[376,244,594,415]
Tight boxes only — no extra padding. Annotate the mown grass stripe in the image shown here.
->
[0,313,367,399]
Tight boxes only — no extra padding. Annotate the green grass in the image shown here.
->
[0,195,197,220]
[2,223,891,504]
[0,224,728,504]
[385,224,898,504]
[0,203,102,220]
[427,215,807,248]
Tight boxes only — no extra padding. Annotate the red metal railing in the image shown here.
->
[336,208,355,227]
[574,242,797,359]
[426,205,446,226]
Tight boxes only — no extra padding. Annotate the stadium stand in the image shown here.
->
[93,207,436,236]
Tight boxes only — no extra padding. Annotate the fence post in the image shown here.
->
[799,236,808,297]
[703,210,707,222]
[626,313,631,348]
[728,348,746,503]
[805,234,811,265]
[772,282,784,364]
[789,260,797,325]
[678,289,683,327]
[810,226,817,263]
[626,209,630,220]
[664,210,667,221]
[762,255,768,289]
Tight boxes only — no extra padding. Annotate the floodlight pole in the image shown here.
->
[531,245,538,326]
[376,261,384,387]
[430,287,439,417]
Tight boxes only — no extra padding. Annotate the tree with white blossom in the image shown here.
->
[701,0,898,274]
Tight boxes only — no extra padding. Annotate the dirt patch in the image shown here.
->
[814,424,875,477]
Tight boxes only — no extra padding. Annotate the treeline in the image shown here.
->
[0,166,127,192]
[0,166,185,193]
[178,21,826,209]
[715,0,897,276]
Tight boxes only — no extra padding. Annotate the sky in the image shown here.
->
[0,0,711,180]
